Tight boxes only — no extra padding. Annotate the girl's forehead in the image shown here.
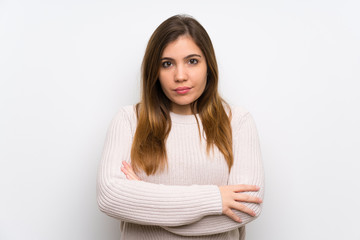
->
[162,36,203,58]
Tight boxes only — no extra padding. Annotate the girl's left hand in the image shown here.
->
[121,161,141,181]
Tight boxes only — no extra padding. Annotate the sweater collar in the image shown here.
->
[169,112,199,124]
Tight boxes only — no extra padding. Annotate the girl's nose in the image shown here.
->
[175,65,188,82]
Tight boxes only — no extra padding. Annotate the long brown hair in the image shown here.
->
[131,14,233,175]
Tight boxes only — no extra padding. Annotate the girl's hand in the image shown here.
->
[121,161,141,181]
[218,185,262,223]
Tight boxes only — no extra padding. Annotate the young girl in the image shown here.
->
[97,14,264,240]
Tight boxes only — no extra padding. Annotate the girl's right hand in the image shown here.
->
[218,185,262,223]
[121,161,141,181]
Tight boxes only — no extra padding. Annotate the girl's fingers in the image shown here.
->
[123,161,130,168]
[121,166,134,180]
[123,161,134,172]
[230,201,257,217]
[224,209,242,223]
[128,170,140,181]
[122,161,140,181]
[234,193,262,204]
[219,185,261,222]
[125,166,140,180]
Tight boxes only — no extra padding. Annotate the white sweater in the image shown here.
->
[97,105,264,239]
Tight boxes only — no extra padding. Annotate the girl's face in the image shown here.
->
[159,35,207,115]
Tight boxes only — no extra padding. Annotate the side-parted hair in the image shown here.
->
[131,14,233,175]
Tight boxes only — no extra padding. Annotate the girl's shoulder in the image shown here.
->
[121,105,137,117]
[226,104,251,122]
[226,105,258,134]
[226,104,262,140]
[110,105,138,133]
[113,105,137,120]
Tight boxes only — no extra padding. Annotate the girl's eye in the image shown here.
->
[189,59,198,65]
[162,61,172,68]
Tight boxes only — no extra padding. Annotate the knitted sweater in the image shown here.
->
[97,105,264,240]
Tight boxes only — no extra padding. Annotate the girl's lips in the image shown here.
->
[175,87,191,94]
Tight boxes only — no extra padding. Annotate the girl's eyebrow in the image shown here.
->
[161,54,202,61]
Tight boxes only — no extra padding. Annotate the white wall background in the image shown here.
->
[1,0,359,239]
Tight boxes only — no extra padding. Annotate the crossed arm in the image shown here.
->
[120,112,264,236]
[98,108,228,226]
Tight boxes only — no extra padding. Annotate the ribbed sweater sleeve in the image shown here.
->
[97,108,223,227]
[161,111,264,236]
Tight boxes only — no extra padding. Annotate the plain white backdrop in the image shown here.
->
[1,0,359,239]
